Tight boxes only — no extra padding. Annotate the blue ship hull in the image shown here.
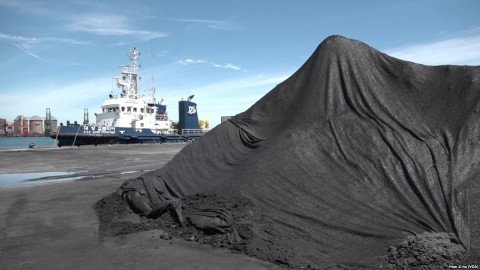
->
[50,125,203,147]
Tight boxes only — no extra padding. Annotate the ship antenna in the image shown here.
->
[150,41,156,101]
[110,66,115,97]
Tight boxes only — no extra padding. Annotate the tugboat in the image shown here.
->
[51,47,208,147]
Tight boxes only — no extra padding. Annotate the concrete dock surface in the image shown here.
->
[0,144,278,270]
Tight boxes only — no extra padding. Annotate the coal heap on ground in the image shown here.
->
[114,35,480,268]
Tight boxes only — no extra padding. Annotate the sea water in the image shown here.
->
[0,137,57,150]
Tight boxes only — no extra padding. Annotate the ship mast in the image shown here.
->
[115,47,141,99]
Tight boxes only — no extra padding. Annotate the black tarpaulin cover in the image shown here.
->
[117,35,480,267]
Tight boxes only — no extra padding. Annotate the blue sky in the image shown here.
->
[0,0,479,128]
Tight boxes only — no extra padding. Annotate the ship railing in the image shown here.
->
[181,129,209,135]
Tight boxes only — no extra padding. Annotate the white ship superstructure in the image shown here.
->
[94,47,172,133]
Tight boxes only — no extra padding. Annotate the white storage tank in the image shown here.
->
[29,115,44,136]
[0,118,6,136]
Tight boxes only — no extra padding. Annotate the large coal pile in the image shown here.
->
[116,36,480,268]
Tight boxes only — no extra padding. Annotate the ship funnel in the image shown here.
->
[178,99,200,132]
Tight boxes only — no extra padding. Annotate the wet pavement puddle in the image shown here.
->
[0,170,147,188]
[0,171,83,188]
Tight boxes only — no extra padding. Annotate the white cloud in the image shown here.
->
[0,33,41,59]
[0,33,32,44]
[174,18,238,31]
[0,32,87,60]
[67,14,167,40]
[212,62,245,72]
[14,43,42,60]
[176,58,207,65]
[0,0,52,16]
[156,50,170,57]
[0,1,166,41]
[110,41,127,47]
[175,58,245,72]
[385,35,480,66]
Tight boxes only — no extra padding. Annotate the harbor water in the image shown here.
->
[0,137,57,150]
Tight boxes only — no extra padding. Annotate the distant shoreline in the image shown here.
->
[0,136,57,150]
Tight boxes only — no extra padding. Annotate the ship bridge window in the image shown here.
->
[133,108,137,113]
[127,107,132,113]
[141,108,144,113]
[121,107,125,112]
